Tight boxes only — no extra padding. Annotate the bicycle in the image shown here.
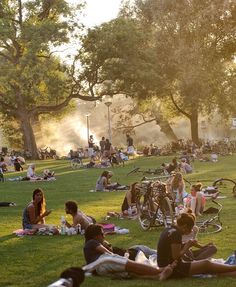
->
[196,199,223,235]
[212,178,236,197]
[70,157,84,169]
[127,167,166,177]
[136,180,174,230]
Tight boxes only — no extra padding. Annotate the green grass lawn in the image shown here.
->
[1,155,236,287]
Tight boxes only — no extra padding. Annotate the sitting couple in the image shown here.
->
[54,214,236,287]
[22,189,95,234]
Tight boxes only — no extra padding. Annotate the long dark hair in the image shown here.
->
[32,188,46,216]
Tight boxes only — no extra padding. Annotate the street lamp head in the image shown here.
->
[103,95,113,107]
[104,101,112,107]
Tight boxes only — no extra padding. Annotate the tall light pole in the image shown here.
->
[104,96,112,142]
[86,113,90,144]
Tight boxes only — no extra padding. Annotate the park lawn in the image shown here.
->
[0,155,236,287]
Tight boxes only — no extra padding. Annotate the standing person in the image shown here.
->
[88,135,94,157]
[99,137,106,155]
[157,212,236,278]
[22,188,53,230]
[83,224,175,280]
[104,139,111,157]
[126,134,135,155]
[64,201,95,232]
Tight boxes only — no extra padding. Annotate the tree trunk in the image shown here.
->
[20,114,39,159]
[190,110,199,144]
[155,113,178,142]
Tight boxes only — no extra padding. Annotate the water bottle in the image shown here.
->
[60,216,66,235]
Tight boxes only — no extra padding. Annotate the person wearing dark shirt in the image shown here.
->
[157,212,236,278]
[99,137,106,154]
[126,134,133,147]
[84,224,175,280]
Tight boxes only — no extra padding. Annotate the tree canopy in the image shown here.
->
[0,0,100,158]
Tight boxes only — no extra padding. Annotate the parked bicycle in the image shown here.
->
[135,179,174,230]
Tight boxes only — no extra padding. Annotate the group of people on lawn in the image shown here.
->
[21,169,236,287]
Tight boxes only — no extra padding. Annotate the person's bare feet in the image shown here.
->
[159,261,177,281]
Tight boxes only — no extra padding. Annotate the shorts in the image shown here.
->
[95,253,129,278]
[170,261,191,278]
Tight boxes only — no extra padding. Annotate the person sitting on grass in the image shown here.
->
[181,210,217,261]
[184,183,206,216]
[83,224,176,280]
[64,201,95,233]
[22,188,55,231]
[95,171,121,191]
[121,182,139,216]
[157,211,236,279]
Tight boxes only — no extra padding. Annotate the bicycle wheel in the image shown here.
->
[137,194,153,231]
[158,197,175,228]
[213,178,236,195]
[197,222,222,235]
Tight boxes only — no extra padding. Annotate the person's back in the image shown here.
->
[96,176,107,191]
[75,210,93,231]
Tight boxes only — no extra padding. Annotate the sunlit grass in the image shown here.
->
[0,155,236,286]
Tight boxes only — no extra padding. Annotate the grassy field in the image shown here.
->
[0,155,236,287]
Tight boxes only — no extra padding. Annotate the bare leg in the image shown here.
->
[192,245,217,260]
[190,259,236,275]
[190,197,197,214]
[125,260,175,280]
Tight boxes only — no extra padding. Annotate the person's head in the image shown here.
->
[126,134,130,138]
[191,183,202,196]
[29,163,35,170]
[60,267,85,287]
[65,201,78,215]
[102,136,105,140]
[84,224,104,242]
[90,135,93,139]
[130,182,140,194]
[172,157,177,164]
[176,211,195,235]
[171,172,184,189]
[100,170,112,178]
[105,138,109,143]
[32,188,46,215]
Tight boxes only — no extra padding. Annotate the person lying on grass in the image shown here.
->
[22,188,58,234]
[83,224,176,280]
[64,201,96,233]
[157,211,236,278]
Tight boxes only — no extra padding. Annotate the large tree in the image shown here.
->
[78,1,235,144]
[77,17,178,141]
[0,0,100,158]
[121,0,236,143]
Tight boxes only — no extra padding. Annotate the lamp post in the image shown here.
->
[104,96,112,142]
[85,113,91,144]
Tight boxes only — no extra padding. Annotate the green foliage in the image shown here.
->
[0,0,83,152]
[1,155,236,286]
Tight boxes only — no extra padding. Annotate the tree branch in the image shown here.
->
[115,118,156,130]
[29,92,102,115]
[170,93,191,118]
